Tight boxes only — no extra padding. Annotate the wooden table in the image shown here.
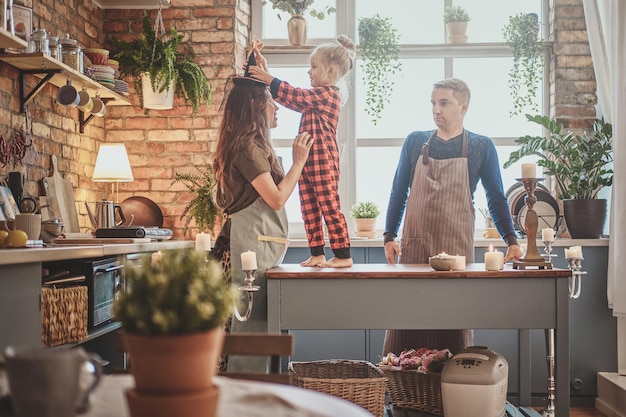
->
[266,263,572,417]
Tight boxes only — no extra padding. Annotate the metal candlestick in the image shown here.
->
[233,269,260,322]
[513,178,552,269]
[567,257,586,299]
[542,240,557,262]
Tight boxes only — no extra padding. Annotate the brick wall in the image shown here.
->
[0,0,596,239]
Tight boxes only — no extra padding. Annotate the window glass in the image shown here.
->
[268,67,310,140]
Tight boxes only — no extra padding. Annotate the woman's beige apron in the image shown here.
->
[228,197,289,372]
[383,130,475,356]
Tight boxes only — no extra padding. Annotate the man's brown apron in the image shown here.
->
[382,130,475,355]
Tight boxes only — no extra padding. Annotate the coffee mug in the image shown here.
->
[77,89,93,113]
[4,346,103,417]
[91,97,106,117]
[57,80,80,107]
[13,213,42,240]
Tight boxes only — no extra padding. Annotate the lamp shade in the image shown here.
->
[93,143,134,182]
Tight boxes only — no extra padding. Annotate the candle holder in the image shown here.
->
[513,178,552,270]
[233,269,260,322]
[567,257,586,300]
[542,240,557,261]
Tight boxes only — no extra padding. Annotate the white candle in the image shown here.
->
[541,228,555,242]
[521,163,536,179]
[485,249,503,271]
[453,255,466,271]
[241,250,258,270]
[571,245,583,259]
[151,250,163,266]
[195,232,212,252]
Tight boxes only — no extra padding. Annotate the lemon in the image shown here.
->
[5,229,28,248]
[0,229,8,247]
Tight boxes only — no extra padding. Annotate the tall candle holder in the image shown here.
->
[542,240,557,262]
[233,269,260,322]
[513,178,552,270]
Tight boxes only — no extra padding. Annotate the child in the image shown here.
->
[249,36,356,268]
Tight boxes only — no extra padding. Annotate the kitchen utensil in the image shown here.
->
[6,171,24,200]
[91,97,106,117]
[85,199,126,230]
[56,79,79,107]
[18,195,38,213]
[41,155,80,233]
[40,218,64,243]
[77,89,93,113]
[119,196,164,227]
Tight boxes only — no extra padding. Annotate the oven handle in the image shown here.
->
[95,265,124,274]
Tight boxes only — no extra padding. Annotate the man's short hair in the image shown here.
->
[433,78,471,106]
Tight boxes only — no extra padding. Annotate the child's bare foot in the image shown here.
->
[319,257,353,268]
[300,255,326,267]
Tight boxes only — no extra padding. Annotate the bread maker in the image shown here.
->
[441,346,509,417]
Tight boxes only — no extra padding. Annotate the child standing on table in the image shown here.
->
[249,36,356,268]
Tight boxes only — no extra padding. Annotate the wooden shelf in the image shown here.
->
[0,52,130,106]
[0,28,28,50]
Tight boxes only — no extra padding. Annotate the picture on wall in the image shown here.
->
[9,4,32,43]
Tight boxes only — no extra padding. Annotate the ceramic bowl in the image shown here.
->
[40,219,64,243]
[429,256,456,271]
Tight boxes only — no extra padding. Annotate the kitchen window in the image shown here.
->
[252,0,547,237]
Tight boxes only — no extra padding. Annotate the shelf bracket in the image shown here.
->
[79,98,113,133]
[19,68,63,112]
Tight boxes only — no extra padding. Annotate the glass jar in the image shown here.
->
[49,36,62,62]
[61,42,82,72]
[29,28,50,55]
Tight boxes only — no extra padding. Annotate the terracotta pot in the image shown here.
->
[122,328,224,394]
[563,198,607,239]
[446,21,468,43]
[287,14,307,47]
[354,218,377,239]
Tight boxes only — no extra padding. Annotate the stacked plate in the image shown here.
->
[92,64,116,89]
[114,79,130,96]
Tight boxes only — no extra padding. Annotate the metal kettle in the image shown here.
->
[85,200,126,230]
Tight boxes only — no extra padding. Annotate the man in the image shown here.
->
[382,78,523,355]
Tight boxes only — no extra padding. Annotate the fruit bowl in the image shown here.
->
[428,255,456,271]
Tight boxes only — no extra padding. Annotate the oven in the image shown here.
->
[42,256,124,330]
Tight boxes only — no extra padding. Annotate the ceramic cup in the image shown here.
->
[482,227,499,239]
[4,346,103,417]
[91,97,106,117]
[56,80,80,107]
[77,89,93,113]
[13,213,42,240]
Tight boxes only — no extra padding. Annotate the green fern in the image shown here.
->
[172,167,220,235]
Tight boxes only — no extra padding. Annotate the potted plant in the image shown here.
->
[172,165,220,237]
[110,12,212,114]
[443,5,471,43]
[262,0,336,46]
[350,200,381,239]
[115,248,238,416]
[357,14,402,125]
[502,13,543,116]
[503,114,613,238]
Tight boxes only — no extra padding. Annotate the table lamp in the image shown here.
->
[92,143,134,202]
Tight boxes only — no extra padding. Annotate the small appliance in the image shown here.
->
[441,346,508,417]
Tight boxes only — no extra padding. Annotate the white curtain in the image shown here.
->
[582,0,626,374]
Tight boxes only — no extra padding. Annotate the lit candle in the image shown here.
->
[195,232,212,252]
[453,255,466,271]
[541,228,555,242]
[241,250,257,271]
[485,246,504,271]
[151,250,163,266]
[521,163,536,179]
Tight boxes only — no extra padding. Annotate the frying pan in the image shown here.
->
[119,196,164,227]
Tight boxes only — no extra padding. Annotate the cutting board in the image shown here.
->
[41,155,80,233]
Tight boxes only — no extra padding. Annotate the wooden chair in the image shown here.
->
[219,333,294,385]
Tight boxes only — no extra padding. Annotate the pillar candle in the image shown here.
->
[453,255,466,271]
[241,250,258,270]
[541,228,555,242]
[485,250,503,271]
[195,232,212,252]
[521,162,536,178]
[151,250,163,266]
[571,245,583,259]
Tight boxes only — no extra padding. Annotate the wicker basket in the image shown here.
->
[380,367,444,416]
[289,360,387,417]
[41,286,88,347]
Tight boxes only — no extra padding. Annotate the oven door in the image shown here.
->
[88,258,124,329]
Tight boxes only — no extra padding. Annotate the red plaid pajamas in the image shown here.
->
[275,81,350,253]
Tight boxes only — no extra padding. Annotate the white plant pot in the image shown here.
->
[141,73,175,110]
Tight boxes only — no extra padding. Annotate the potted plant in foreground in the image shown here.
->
[115,249,238,417]
[503,114,613,238]
[443,5,471,43]
[350,200,381,239]
[110,12,212,114]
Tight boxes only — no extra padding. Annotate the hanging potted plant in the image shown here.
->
[502,13,543,116]
[443,5,471,43]
[172,164,220,237]
[503,114,613,238]
[110,12,212,114]
[115,248,238,417]
[350,200,380,239]
[262,0,336,46]
[357,14,402,126]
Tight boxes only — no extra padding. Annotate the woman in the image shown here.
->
[212,76,313,372]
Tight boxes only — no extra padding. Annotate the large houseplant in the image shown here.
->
[357,14,402,125]
[172,165,220,237]
[443,5,471,43]
[503,114,613,238]
[502,13,543,116]
[111,12,212,114]
[115,249,237,415]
